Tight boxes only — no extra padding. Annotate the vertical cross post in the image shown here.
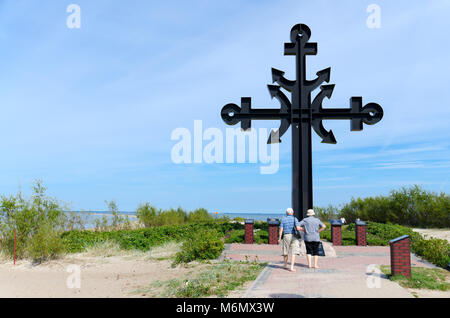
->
[289,26,314,220]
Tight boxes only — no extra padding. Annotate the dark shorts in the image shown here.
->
[305,241,320,256]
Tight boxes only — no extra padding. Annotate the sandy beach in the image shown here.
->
[412,228,450,242]
[0,242,219,298]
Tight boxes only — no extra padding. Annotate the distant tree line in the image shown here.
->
[315,185,449,228]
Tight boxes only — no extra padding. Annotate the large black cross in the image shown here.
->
[221,24,383,220]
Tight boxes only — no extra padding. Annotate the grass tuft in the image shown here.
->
[145,241,181,261]
[380,265,450,291]
[84,240,124,257]
[133,260,267,298]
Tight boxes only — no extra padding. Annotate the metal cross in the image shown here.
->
[220,24,383,220]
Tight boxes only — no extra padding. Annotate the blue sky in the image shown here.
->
[0,0,448,213]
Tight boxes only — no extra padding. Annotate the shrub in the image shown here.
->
[61,221,242,253]
[320,224,357,246]
[411,237,450,269]
[339,185,449,228]
[254,221,269,231]
[136,204,231,228]
[340,196,392,224]
[65,211,89,231]
[173,229,225,265]
[254,230,268,244]
[94,201,131,231]
[321,222,419,246]
[314,204,341,222]
[159,208,187,225]
[0,181,69,261]
[26,221,65,261]
[224,229,245,244]
[135,204,191,227]
[187,208,212,223]
[223,228,269,244]
[320,221,450,269]
[135,203,159,227]
[106,200,131,229]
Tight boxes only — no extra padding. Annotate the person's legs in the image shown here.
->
[305,241,313,268]
[306,254,312,268]
[282,234,291,269]
[290,253,296,271]
[312,242,320,268]
[283,255,288,268]
[289,237,300,271]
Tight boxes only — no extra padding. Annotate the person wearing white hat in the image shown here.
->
[278,208,302,272]
[299,209,327,269]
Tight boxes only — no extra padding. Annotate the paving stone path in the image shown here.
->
[223,242,436,298]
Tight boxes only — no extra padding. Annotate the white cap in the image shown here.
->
[286,208,294,215]
[306,209,315,216]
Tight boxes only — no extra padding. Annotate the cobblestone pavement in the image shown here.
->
[223,242,436,298]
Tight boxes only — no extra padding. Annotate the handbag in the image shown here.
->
[317,241,326,257]
[292,222,301,239]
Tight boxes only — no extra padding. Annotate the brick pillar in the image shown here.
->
[330,219,342,246]
[244,219,254,244]
[355,220,367,246]
[267,218,279,245]
[389,235,411,278]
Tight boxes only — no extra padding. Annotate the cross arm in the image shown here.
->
[312,98,383,131]
[221,98,290,131]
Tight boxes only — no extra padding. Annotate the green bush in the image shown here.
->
[0,181,70,261]
[62,221,242,253]
[321,222,419,246]
[159,208,187,225]
[223,230,268,244]
[93,200,131,231]
[136,204,211,227]
[135,203,159,227]
[187,208,212,223]
[173,229,225,265]
[254,221,269,231]
[314,204,341,222]
[320,221,450,269]
[340,185,449,228]
[25,221,64,261]
[224,229,245,244]
[254,230,268,244]
[411,237,450,269]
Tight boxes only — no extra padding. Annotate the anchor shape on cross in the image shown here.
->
[220,23,384,220]
[221,23,383,144]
